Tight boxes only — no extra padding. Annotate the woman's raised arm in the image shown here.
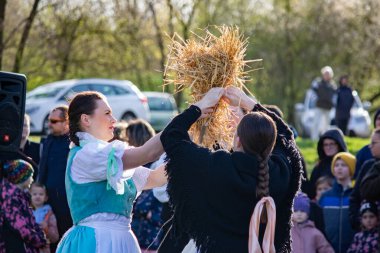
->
[122,132,164,170]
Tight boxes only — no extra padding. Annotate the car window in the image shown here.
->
[90,84,118,96]
[59,84,90,101]
[114,86,130,95]
[27,86,63,99]
[148,97,174,111]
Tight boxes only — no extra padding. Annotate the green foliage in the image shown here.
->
[296,136,370,177]
[2,0,380,113]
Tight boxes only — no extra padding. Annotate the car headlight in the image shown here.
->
[25,106,40,115]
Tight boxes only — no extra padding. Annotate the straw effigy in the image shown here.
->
[164,25,261,150]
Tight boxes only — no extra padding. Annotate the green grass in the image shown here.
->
[296,137,370,177]
[30,135,42,143]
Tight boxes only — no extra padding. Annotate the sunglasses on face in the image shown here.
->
[49,118,65,124]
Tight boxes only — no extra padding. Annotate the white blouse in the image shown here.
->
[70,132,151,194]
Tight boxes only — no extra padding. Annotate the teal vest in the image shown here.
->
[65,145,137,224]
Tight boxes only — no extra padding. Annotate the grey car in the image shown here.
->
[294,89,371,138]
[143,92,178,132]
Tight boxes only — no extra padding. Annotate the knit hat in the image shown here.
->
[293,192,310,215]
[331,152,356,176]
[3,159,34,184]
[360,201,378,216]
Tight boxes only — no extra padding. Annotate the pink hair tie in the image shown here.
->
[248,196,276,253]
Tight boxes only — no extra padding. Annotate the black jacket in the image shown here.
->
[309,128,347,198]
[335,85,354,120]
[360,161,380,201]
[314,80,336,110]
[38,134,70,189]
[349,158,378,231]
[160,104,302,253]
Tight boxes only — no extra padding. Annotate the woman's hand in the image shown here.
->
[193,88,224,118]
[223,86,257,111]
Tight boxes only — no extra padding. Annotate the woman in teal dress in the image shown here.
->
[56,91,166,253]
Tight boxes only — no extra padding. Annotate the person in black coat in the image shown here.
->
[38,106,72,243]
[309,128,347,199]
[159,87,302,253]
[335,75,355,135]
[350,128,380,231]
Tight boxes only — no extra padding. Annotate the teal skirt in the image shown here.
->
[56,226,96,253]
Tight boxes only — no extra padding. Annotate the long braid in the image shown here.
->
[69,119,81,146]
[256,154,270,199]
[256,154,271,223]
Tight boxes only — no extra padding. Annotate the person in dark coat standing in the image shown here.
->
[38,106,72,242]
[159,87,302,253]
[335,75,355,135]
[311,66,336,140]
[350,128,380,231]
[309,128,347,199]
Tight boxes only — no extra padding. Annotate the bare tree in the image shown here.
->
[147,1,166,73]
[0,0,6,69]
[13,0,41,72]
[166,0,201,107]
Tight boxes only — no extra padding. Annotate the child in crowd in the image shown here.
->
[315,176,333,202]
[30,182,59,253]
[347,201,379,253]
[1,159,47,253]
[291,192,334,253]
[308,176,333,236]
[319,152,356,253]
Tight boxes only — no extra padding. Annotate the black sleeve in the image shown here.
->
[360,163,380,201]
[349,161,373,231]
[160,105,212,168]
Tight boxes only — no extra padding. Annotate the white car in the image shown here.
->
[26,78,150,133]
[143,92,178,132]
[294,89,371,138]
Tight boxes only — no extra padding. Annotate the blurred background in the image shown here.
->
[1,0,379,117]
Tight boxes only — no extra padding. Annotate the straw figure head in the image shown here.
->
[164,25,260,149]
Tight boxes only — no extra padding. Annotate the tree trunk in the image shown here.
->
[147,1,165,73]
[13,0,40,73]
[59,16,82,80]
[0,0,7,69]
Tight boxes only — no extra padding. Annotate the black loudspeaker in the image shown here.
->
[0,71,26,159]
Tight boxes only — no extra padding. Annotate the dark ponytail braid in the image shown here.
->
[237,112,277,201]
[252,103,303,252]
[68,91,105,146]
[256,154,270,199]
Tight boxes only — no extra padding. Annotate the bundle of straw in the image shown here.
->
[164,25,260,150]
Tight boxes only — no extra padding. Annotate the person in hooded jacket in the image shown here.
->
[309,128,347,199]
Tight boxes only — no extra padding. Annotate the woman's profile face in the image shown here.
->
[87,99,117,142]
